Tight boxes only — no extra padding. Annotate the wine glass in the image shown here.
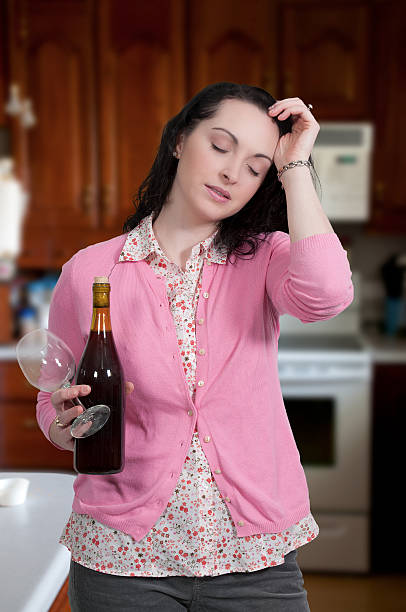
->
[16,328,110,438]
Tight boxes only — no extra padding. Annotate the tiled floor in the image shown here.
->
[304,572,406,612]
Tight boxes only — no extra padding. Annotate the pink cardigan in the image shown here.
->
[36,229,353,541]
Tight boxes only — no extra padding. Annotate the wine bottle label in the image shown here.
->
[93,279,110,308]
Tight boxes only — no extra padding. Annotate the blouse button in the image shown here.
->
[237,520,245,526]
[197,380,205,387]
[203,292,209,298]
[204,435,211,443]
[199,348,206,355]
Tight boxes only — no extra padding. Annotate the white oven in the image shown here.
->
[278,346,372,573]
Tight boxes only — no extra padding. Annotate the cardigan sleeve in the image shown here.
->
[265,231,354,323]
[35,251,86,448]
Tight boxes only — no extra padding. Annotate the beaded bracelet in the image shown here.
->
[277,160,313,181]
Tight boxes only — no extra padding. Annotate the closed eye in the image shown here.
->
[210,144,260,177]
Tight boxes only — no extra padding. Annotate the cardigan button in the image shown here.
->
[197,380,205,387]
[187,409,193,416]
[203,292,209,298]
[199,348,206,355]
[225,496,231,502]
[198,317,204,325]
[204,435,211,443]
[237,520,245,526]
[214,469,221,474]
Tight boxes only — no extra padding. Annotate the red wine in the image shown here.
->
[74,277,125,474]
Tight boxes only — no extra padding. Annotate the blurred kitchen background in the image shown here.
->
[0,1,405,610]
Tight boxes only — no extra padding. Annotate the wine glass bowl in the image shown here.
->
[16,329,110,438]
[16,329,75,392]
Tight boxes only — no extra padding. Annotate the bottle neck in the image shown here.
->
[91,286,111,332]
[90,308,112,333]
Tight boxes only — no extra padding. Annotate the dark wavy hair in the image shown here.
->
[123,82,319,262]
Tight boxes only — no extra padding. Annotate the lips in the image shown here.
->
[205,185,231,200]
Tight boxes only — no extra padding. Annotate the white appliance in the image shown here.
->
[277,272,373,573]
[311,122,374,222]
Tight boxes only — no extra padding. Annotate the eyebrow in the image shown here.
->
[211,127,273,163]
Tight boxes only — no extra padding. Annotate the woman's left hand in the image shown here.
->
[268,98,320,170]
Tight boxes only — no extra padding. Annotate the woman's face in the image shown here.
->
[171,98,280,225]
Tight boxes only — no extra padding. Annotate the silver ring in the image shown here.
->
[307,103,313,111]
[55,415,65,428]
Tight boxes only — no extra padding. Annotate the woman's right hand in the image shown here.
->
[49,385,91,451]
[48,381,134,451]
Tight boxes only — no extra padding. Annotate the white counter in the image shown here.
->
[0,471,75,612]
[0,343,17,360]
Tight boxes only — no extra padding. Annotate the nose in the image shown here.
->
[222,168,238,184]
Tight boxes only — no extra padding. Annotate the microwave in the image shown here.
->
[311,122,374,222]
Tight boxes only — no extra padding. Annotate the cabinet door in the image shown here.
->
[8,0,98,267]
[96,0,186,237]
[186,0,278,98]
[0,362,73,470]
[367,0,406,233]
[279,0,371,119]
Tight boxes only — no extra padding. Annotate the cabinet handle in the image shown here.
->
[374,181,385,203]
[22,417,38,431]
[82,185,94,215]
[283,70,294,97]
[101,185,113,217]
[264,70,276,96]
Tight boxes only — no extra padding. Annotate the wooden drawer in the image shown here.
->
[0,400,73,470]
[0,361,39,401]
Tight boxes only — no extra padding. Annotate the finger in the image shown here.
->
[49,420,75,450]
[53,385,91,409]
[270,103,313,120]
[55,403,84,426]
[125,381,134,395]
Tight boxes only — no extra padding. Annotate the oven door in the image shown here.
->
[279,361,372,513]
[278,357,372,572]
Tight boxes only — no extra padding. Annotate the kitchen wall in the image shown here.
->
[334,223,406,333]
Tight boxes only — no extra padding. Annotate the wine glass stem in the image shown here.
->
[61,381,86,410]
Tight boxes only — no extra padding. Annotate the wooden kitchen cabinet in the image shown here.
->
[279,0,372,119]
[3,0,406,264]
[370,362,406,572]
[95,0,185,235]
[0,0,7,125]
[49,578,70,612]
[366,0,406,234]
[0,361,73,470]
[7,0,98,265]
[186,0,278,98]
[6,0,186,268]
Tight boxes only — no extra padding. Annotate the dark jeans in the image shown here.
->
[68,549,311,611]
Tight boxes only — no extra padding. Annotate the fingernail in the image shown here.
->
[84,385,91,392]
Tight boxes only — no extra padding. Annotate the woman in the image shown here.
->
[37,82,353,611]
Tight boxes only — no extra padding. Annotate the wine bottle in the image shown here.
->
[74,276,125,475]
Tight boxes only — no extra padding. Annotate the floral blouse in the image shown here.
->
[60,213,319,577]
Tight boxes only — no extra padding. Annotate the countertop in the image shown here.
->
[0,471,75,612]
[2,328,406,363]
[360,328,406,363]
